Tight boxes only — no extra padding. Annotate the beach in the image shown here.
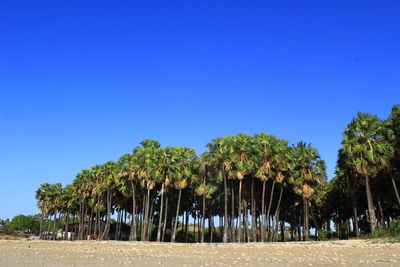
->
[0,239,399,266]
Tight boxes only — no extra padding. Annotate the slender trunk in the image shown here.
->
[147,198,155,241]
[231,182,235,242]
[162,196,168,242]
[365,175,378,233]
[237,179,243,242]
[377,198,384,227]
[198,214,201,243]
[185,211,189,242]
[102,190,111,240]
[130,182,137,241]
[303,198,309,241]
[210,216,214,243]
[140,191,146,240]
[65,212,70,240]
[266,180,276,240]
[87,210,93,238]
[171,189,182,242]
[261,180,266,242]
[39,211,44,239]
[350,189,359,237]
[141,189,150,241]
[223,175,228,243]
[78,202,82,240]
[251,178,257,242]
[245,206,249,242]
[310,204,319,239]
[156,184,165,242]
[53,213,57,240]
[391,173,400,207]
[273,187,283,241]
[201,194,206,243]
[116,208,122,240]
[95,194,100,238]
[193,214,197,242]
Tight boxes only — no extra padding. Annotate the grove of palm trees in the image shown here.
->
[35,105,400,243]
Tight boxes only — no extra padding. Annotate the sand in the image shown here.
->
[0,239,399,266]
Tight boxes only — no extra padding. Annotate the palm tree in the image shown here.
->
[291,142,326,240]
[253,133,275,242]
[171,147,196,242]
[196,155,217,243]
[387,105,400,206]
[35,183,52,239]
[154,147,176,241]
[231,133,253,242]
[205,137,233,243]
[342,112,393,233]
[118,154,139,241]
[134,139,160,241]
[60,184,74,240]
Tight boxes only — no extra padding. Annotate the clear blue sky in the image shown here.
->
[1,0,399,219]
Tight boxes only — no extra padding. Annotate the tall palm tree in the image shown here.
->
[231,133,253,242]
[291,142,326,240]
[154,147,176,242]
[196,155,217,243]
[205,137,233,243]
[253,133,275,242]
[118,154,139,241]
[387,105,400,206]
[342,112,393,233]
[134,139,160,241]
[171,147,196,242]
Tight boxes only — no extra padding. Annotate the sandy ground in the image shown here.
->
[0,239,399,266]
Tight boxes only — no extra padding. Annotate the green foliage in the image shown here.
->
[370,221,400,238]
[7,214,40,234]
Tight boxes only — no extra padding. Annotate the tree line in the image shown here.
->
[35,105,400,242]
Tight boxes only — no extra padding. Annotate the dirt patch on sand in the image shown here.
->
[0,239,399,266]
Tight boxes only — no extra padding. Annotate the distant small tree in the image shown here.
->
[0,219,11,233]
[9,214,41,234]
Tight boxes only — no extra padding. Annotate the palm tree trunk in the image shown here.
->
[251,178,257,242]
[365,175,378,233]
[141,189,151,241]
[273,187,283,241]
[130,181,137,241]
[245,206,249,242]
[147,199,155,241]
[156,184,165,242]
[65,212,70,240]
[303,198,309,241]
[39,211,44,239]
[101,190,111,240]
[171,189,182,242]
[140,191,146,240]
[201,194,206,243]
[391,173,400,207]
[162,196,168,242]
[237,179,243,242]
[377,198,384,227]
[87,210,93,238]
[210,216,214,243]
[230,182,235,241]
[350,188,359,237]
[261,180,266,242]
[185,211,189,242]
[223,175,228,243]
[266,180,276,240]
[95,194,100,238]
[54,213,59,240]
[78,202,82,240]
